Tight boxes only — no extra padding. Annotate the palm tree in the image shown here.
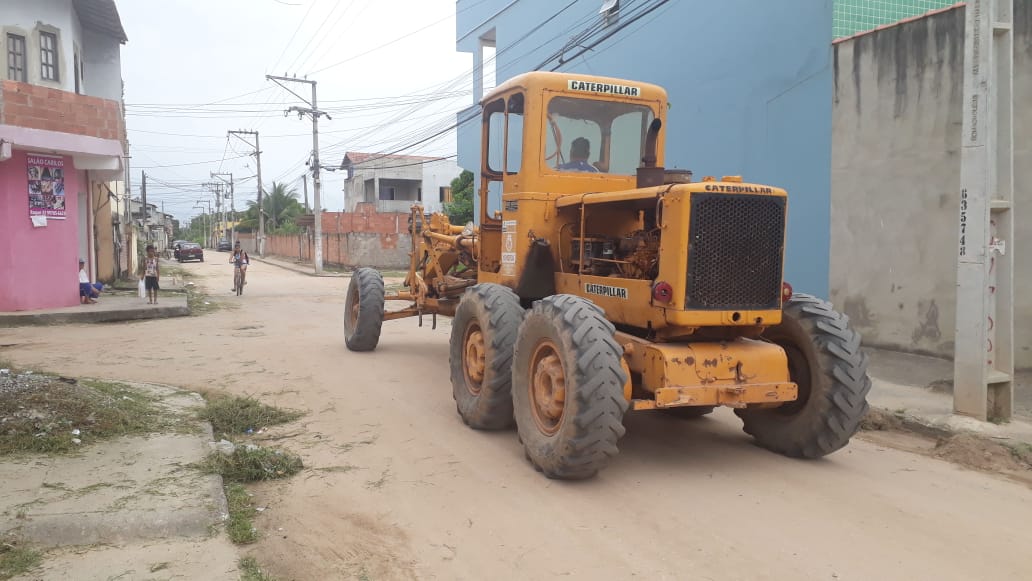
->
[241,182,304,234]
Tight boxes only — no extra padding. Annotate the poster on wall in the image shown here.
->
[27,154,66,219]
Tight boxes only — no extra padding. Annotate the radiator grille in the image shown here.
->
[686,194,786,310]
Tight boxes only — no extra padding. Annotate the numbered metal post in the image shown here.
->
[954,0,1014,421]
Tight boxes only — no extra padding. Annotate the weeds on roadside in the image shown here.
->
[0,543,42,580]
[0,378,172,456]
[225,483,259,544]
[199,395,302,436]
[239,556,276,581]
[203,446,303,483]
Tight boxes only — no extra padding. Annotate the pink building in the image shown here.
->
[0,0,127,311]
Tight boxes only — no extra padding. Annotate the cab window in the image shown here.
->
[545,97,655,175]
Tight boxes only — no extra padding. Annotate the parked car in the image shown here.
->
[217,239,232,252]
[177,242,204,262]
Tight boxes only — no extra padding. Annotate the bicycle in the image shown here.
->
[233,265,247,296]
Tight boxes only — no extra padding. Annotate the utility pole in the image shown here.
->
[229,130,264,256]
[267,74,331,274]
[140,170,148,241]
[953,0,1015,421]
[302,173,309,212]
[211,172,236,248]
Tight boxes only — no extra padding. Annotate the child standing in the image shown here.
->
[142,244,160,304]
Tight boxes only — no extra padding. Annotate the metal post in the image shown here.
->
[954,0,1014,421]
[140,170,148,241]
[302,173,309,212]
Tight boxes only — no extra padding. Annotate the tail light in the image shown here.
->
[653,281,673,303]
[782,282,793,301]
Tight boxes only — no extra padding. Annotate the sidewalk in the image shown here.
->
[867,347,1032,445]
[0,294,189,327]
[252,254,345,277]
[0,381,238,580]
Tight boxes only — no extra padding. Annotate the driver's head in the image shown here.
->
[569,137,590,161]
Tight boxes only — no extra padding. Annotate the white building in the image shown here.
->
[340,152,462,214]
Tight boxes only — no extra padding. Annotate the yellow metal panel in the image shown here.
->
[654,383,797,408]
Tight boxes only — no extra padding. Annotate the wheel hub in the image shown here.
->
[530,342,565,435]
[464,325,486,391]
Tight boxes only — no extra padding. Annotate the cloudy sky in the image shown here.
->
[120,0,477,223]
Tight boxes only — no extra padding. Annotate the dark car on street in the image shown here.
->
[217,239,232,252]
[177,242,204,262]
[172,240,190,260]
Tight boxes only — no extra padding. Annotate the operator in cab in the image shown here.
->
[558,137,599,173]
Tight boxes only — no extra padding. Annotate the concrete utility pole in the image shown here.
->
[212,172,236,248]
[954,0,1014,421]
[229,130,264,256]
[140,170,148,241]
[266,74,331,274]
[302,173,309,212]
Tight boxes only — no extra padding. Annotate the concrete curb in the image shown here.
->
[0,299,189,327]
[252,256,346,277]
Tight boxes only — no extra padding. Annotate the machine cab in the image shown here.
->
[476,72,668,273]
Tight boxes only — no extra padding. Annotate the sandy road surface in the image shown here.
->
[2,259,1031,580]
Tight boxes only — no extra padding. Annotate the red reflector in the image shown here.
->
[782,282,793,300]
[653,281,673,303]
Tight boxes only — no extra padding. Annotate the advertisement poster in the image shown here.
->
[27,154,66,219]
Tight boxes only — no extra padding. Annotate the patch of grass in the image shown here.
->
[0,543,42,580]
[225,483,258,544]
[239,557,276,581]
[1004,442,1032,469]
[203,446,303,483]
[0,377,174,456]
[199,395,303,437]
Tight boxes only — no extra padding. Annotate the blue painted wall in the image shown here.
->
[456,0,833,297]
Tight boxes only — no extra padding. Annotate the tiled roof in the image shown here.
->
[341,151,443,168]
[73,0,128,43]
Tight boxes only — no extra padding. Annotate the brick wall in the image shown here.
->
[262,207,414,269]
[0,80,125,142]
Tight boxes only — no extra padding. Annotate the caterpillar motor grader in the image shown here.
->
[344,71,871,480]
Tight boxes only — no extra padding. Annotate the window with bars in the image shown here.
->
[6,33,26,82]
[40,31,58,81]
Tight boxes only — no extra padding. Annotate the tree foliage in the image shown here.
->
[238,182,305,235]
[443,170,474,226]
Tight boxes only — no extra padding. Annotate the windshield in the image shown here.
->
[545,96,655,175]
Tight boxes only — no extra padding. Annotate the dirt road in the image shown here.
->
[3,259,1031,580]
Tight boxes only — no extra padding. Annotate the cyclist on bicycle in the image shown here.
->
[230,241,249,292]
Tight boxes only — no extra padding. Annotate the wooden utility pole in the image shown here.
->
[266,74,330,274]
[954,0,1015,421]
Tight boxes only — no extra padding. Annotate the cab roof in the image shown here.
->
[482,71,667,105]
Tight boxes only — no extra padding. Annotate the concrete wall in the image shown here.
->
[0,0,81,92]
[455,0,835,297]
[830,4,1032,367]
[0,150,82,310]
[81,27,122,101]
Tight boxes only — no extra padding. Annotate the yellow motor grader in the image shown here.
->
[344,72,871,479]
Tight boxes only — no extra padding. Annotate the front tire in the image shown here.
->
[736,294,871,458]
[344,268,385,352]
[512,295,628,480]
[449,284,523,430]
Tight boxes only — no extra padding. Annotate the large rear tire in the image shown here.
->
[344,268,385,352]
[512,295,628,480]
[736,293,871,458]
[449,284,523,430]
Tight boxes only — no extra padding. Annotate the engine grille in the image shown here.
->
[685,193,786,310]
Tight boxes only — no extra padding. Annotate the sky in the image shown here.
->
[119,0,477,225]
